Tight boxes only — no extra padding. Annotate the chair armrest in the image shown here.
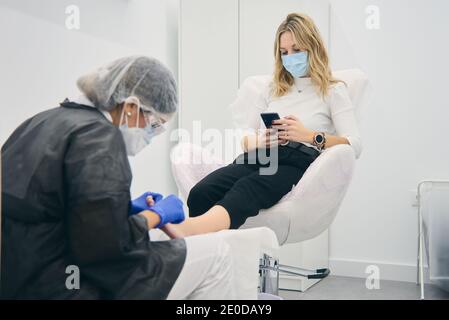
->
[283,144,356,242]
[241,144,356,244]
[287,144,356,201]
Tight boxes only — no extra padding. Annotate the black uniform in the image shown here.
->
[1,101,186,299]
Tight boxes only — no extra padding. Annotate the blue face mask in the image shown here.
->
[281,51,309,78]
[120,118,156,157]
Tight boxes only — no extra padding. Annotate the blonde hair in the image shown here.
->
[273,13,342,98]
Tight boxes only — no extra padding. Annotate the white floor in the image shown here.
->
[279,276,449,300]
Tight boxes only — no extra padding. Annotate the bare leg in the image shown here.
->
[161,205,231,239]
[160,224,187,239]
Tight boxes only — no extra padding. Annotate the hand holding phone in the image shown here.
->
[257,129,279,148]
[260,113,281,128]
[260,112,289,146]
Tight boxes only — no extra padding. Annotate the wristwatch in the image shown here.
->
[312,132,326,151]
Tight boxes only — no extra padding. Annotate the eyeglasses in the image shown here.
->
[140,110,163,126]
[121,101,167,132]
[139,110,166,134]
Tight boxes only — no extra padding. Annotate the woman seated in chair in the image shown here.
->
[165,12,362,239]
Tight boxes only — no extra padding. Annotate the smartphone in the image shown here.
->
[260,113,281,128]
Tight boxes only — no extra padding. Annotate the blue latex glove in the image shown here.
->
[129,191,163,216]
[149,194,185,228]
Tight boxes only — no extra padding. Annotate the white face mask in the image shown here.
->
[119,98,166,156]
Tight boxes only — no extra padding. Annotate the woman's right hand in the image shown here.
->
[242,129,279,151]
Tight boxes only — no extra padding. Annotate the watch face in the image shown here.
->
[315,135,323,143]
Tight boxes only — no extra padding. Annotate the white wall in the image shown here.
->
[179,0,239,137]
[0,0,179,197]
[328,0,449,281]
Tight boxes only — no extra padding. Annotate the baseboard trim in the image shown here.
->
[329,258,430,283]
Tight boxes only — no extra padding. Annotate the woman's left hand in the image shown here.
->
[272,115,314,144]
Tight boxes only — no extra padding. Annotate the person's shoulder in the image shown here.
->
[60,102,112,125]
[59,102,118,138]
[329,80,348,92]
[324,80,355,112]
[327,81,351,100]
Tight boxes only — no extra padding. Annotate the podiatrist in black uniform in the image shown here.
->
[0,56,234,299]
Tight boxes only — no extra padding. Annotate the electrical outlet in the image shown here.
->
[410,189,419,207]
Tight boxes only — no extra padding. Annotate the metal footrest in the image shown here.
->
[278,264,330,279]
[258,254,330,295]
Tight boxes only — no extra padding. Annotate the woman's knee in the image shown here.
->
[187,182,213,217]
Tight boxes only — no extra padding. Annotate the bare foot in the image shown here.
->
[160,223,186,239]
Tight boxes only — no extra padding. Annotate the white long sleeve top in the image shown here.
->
[229,75,363,159]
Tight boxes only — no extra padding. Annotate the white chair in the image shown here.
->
[170,69,369,294]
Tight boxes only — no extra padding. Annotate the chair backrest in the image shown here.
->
[332,69,370,120]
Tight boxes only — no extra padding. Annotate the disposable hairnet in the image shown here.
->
[77,56,178,117]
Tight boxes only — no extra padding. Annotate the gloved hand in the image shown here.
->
[149,194,185,228]
[129,191,163,216]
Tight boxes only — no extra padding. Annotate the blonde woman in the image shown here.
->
[165,13,362,238]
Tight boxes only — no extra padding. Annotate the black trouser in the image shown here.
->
[187,145,319,229]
